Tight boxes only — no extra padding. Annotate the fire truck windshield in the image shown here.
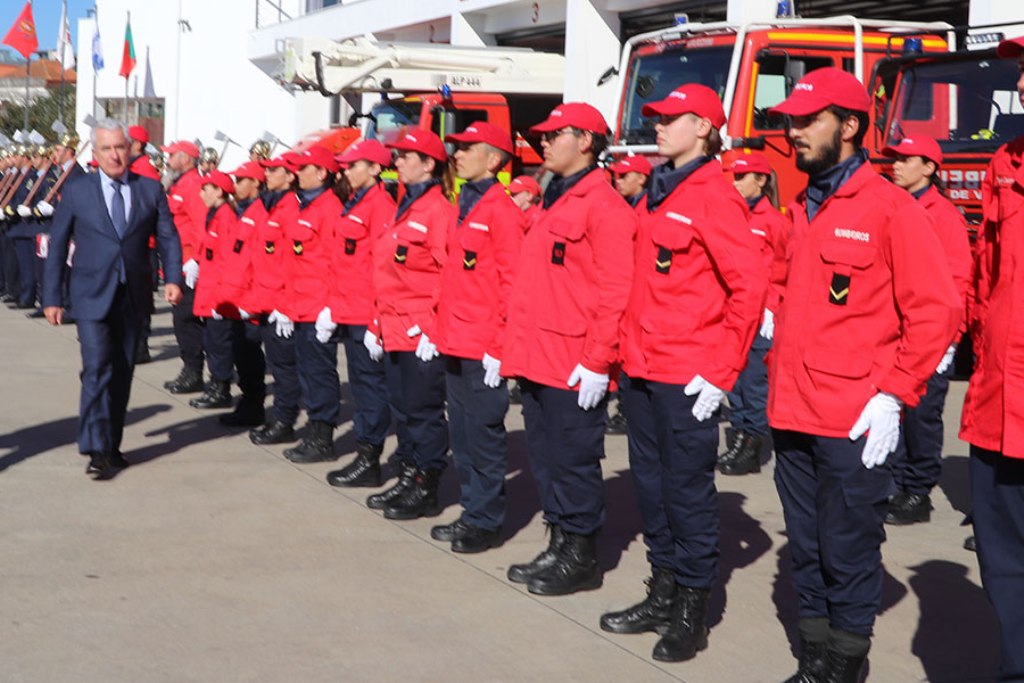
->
[888,56,1024,154]
[619,46,732,144]
[366,100,422,145]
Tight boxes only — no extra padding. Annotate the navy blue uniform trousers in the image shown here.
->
[1,232,19,297]
[260,317,299,426]
[624,375,719,587]
[76,284,142,456]
[726,334,771,437]
[338,324,390,447]
[971,446,1024,681]
[446,355,509,531]
[891,366,951,494]
[519,379,607,536]
[293,322,341,425]
[773,429,895,635]
[383,350,447,472]
[204,318,266,398]
[12,235,36,305]
[172,284,205,374]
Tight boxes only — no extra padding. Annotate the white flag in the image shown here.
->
[57,0,76,70]
[91,12,104,73]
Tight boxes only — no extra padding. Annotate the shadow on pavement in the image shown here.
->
[939,454,972,516]
[130,412,237,465]
[709,491,774,628]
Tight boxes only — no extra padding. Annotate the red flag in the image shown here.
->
[3,2,38,60]
[119,15,136,78]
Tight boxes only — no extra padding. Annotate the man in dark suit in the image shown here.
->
[43,119,183,479]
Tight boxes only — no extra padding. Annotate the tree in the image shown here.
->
[0,88,77,137]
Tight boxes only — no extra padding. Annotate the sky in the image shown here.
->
[2,0,95,55]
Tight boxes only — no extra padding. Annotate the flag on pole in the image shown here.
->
[2,1,39,60]
[119,13,136,78]
[57,0,76,70]
[91,11,104,72]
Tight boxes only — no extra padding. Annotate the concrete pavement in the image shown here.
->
[0,301,1002,682]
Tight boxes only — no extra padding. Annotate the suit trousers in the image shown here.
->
[75,284,142,455]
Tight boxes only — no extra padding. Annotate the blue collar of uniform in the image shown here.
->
[396,178,439,219]
[805,149,868,221]
[297,183,330,210]
[458,177,498,223]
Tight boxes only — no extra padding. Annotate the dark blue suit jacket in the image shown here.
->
[43,171,183,320]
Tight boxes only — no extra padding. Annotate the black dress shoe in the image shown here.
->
[86,451,125,480]
[109,451,130,469]
[964,535,976,552]
[249,420,296,445]
[25,308,45,319]
[61,312,75,324]
[431,518,470,542]
[451,525,501,554]
[134,343,152,364]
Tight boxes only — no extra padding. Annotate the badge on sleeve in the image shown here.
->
[829,273,850,305]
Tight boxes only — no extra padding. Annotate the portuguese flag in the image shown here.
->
[119,14,136,78]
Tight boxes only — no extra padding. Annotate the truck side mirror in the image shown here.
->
[784,60,806,96]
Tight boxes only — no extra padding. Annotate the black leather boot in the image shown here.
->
[165,368,204,394]
[782,617,830,683]
[507,524,564,583]
[820,648,866,683]
[366,460,417,510]
[431,518,470,542]
[249,420,296,445]
[527,530,602,596]
[719,433,764,475]
[190,380,232,409]
[885,490,932,525]
[383,468,442,520]
[605,407,628,435]
[652,586,710,662]
[283,420,336,463]
[326,441,383,487]
[220,396,265,427]
[600,567,677,634]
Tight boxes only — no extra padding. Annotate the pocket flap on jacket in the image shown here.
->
[803,347,872,379]
[819,240,876,268]
[546,218,586,242]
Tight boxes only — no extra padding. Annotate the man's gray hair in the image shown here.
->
[89,118,129,145]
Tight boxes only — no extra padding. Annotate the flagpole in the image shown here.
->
[23,54,30,131]
[123,11,131,123]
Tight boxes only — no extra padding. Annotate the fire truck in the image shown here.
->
[608,16,956,207]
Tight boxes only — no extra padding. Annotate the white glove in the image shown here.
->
[271,309,293,338]
[684,374,726,422]
[238,308,251,321]
[482,353,502,388]
[849,392,903,469]
[759,308,775,341]
[407,325,440,362]
[567,363,609,411]
[182,259,199,289]
[210,308,223,321]
[936,344,956,374]
[16,205,31,218]
[315,306,337,344]
[36,200,53,217]
[363,329,384,362]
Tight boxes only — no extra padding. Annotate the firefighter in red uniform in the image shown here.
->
[318,140,396,488]
[502,103,636,596]
[162,140,208,394]
[249,154,303,446]
[960,35,1024,683]
[367,130,454,520]
[278,146,345,464]
[600,84,765,662]
[718,152,786,476]
[608,154,651,209]
[880,136,971,524]
[507,175,542,227]
[428,122,524,553]
[767,68,960,681]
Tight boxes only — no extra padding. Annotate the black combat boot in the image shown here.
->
[600,567,676,634]
[885,490,932,525]
[606,406,628,435]
[652,586,710,662]
[719,433,764,475]
[366,460,417,510]
[507,523,565,583]
[782,618,830,682]
[249,420,296,445]
[820,630,869,683]
[189,380,232,409]
[165,367,204,394]
[527,530,602,596]
[326,441,383,487]
[283,421,336,463]
[219,395,265,427]
[383,468,442,520]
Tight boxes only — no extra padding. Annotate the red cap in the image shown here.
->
[997,36,1024,58]
[229,160,267,183]
[608,155,653,176]
[260,154,299,173]
[729,152,773,176]
[129,155,161,181]
[508,175,541,197]
[445,122,513,154]
[336,139,392,166]
[160,140,200,159]
[88,158,99,168]
[641,84,726,128]
[128,125,149,144]
[294,145,340,173]
[529,102,609,135]
[200,170,235,196]
[387,130,448,162]
[768,67,871,116]
[882,135,943,165]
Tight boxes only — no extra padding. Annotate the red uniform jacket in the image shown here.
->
[214,199,266,318]
[328,183,395,326]
[192,203,235,317]
[502,169,637,389]
[167,168,207,267]
[285,189,343,322]
[750,196,787,314]
[961,137,1024,458]
[250,192,299,315]
[918,185,972,342]
[435,183,525,361]
[620,160,766,390]
[373,184,453,352]
[767,163,960,437]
